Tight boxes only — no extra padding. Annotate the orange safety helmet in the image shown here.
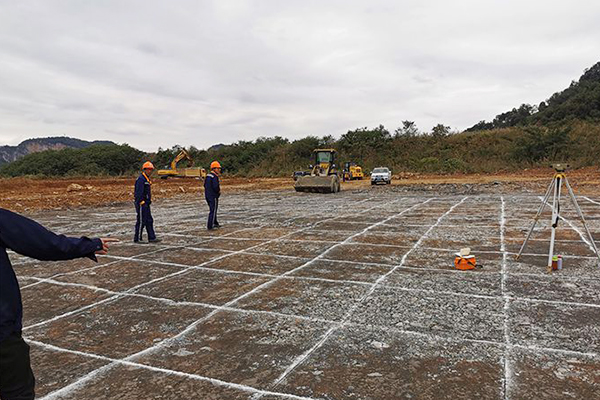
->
[142,161,155,170]
[210,161,221,170]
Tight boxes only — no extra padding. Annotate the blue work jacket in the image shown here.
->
[204,173,221,201]
[134,173,152,205]
[0,208,102,342]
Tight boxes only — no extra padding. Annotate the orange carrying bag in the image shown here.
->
[454,255,477,270]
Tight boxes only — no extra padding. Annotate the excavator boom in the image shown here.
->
[158,149,206,179]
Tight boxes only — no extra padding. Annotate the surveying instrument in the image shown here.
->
[516,164,600,270]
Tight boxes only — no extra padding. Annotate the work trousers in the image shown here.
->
[206,198,219,229]
[0,333,35,400]
[134,203,156,242]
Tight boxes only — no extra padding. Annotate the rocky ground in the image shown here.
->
[8,185,600,399]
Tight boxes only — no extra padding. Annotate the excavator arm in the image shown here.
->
[158,148,205,179]
[170,149,193,170]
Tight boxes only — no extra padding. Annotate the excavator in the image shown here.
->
[294,149,341,193]
[157,149,206,179]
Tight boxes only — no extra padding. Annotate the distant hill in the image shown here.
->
[0,137,114,166]
[0,143,144,177]
[207,143,225,152]
[467,61,600,131]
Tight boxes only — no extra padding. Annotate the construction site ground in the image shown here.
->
[4,170,600,399]
[1,167,600,213]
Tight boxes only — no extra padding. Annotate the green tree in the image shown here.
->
[395,120,419,137]
[431,124,450,138]
[512,126,570,163]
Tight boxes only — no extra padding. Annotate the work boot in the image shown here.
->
[148,238,162,243]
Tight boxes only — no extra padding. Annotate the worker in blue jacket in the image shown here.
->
[0,208,117,400]
[134,161,160,243]
[204,161,221,230]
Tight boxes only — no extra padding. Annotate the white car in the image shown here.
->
[371,167,392,185]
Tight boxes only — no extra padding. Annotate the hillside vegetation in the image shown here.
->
[152,121,598,177]
[467,62,600,130]
[1,62,599,178]
[0,144,144,177]
[0,137,114,166]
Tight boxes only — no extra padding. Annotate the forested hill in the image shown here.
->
[0,137,114,166]
[467,61,600,131]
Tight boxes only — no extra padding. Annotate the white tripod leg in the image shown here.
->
[516,178,555,260]
[564,177,600,266]
[547,175,562,271]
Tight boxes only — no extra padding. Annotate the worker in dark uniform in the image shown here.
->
[0,208,117,400]
[204,161,221,230]
[134,161,160,243]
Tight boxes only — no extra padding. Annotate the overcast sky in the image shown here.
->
[0,0,599,151]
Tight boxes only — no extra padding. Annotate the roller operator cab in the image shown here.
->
[294,149,341,193]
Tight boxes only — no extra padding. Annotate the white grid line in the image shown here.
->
[21,262,600,324]
[25,199,387,333]
[583,196,600,206]
[538,196,597,254]
[264,197,468,394]
[20,194,600,399]
[22,227,264,331]
[28,339,322,400]
[36,195,411,399]
[500,196,512,400]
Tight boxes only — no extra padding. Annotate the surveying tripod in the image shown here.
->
[516,164,600,269]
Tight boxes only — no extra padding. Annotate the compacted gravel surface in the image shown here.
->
[11,186,600,399]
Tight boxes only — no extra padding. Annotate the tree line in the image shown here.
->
[0,144,145,177]
[1,121,598,178]
[147,120,600,177]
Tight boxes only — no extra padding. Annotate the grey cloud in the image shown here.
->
[136,43,162,56]
[0,0,599,151]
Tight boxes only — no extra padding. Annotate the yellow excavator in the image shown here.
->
[157,149,206,179]
[294,149,341,193]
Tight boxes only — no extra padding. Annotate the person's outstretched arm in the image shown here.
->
[0,208,106,261]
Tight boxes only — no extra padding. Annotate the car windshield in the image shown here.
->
[373,168,388,173]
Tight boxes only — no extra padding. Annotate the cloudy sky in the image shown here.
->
[0,0,599,151]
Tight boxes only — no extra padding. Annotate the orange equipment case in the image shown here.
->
[454,255,477,270]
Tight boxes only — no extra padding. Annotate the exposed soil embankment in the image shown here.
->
[1,167,598,213]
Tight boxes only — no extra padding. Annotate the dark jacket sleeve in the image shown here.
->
[134,177,145,204]
[0,209,102,262]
